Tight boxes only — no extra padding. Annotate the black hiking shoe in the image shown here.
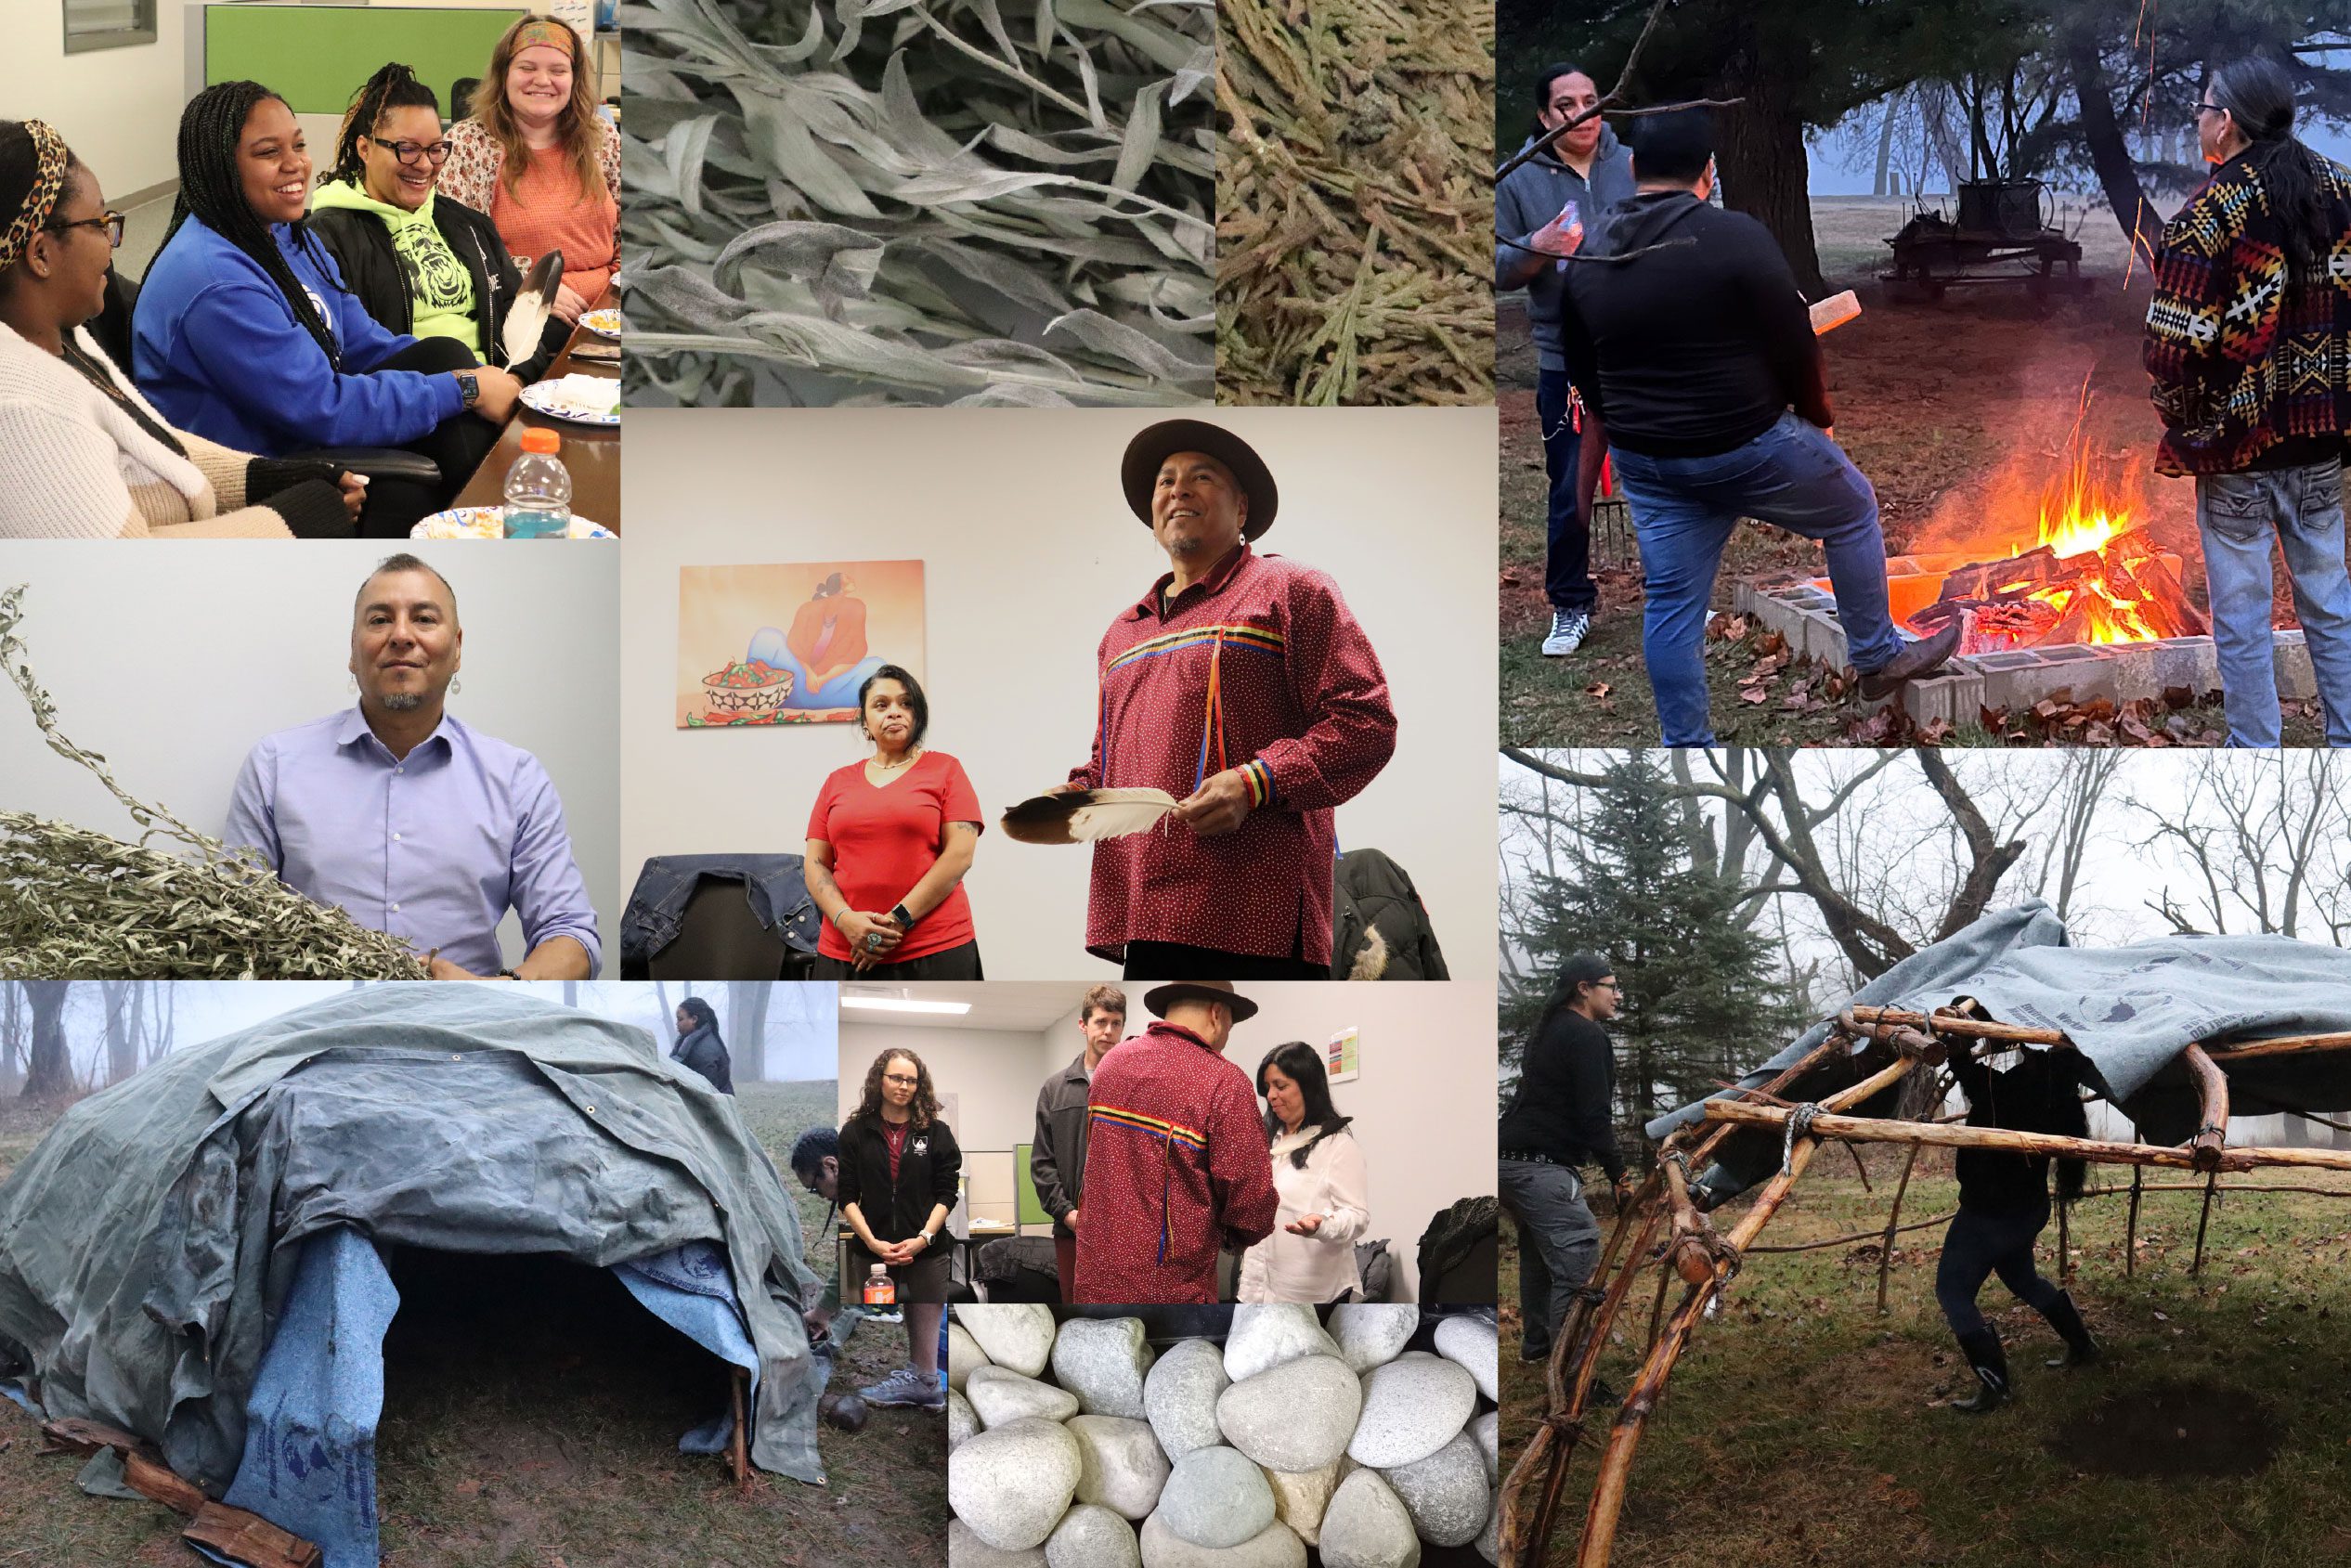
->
[1950,1325,2009,1414]
[2041,1290,2102,1368]
[1858,621,1963,700]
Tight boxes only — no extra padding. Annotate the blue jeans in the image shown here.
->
[1537,368,1598,616]
[1499,1159,1599,1361]
[1612,413,1905,745]
[2194,460,2351,746]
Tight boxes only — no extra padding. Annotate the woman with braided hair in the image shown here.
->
[132,81,522,534]
[0,119,359,538]
[440,14,619,323]
[309,63,566,385]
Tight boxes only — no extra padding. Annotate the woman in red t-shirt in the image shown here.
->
[804,665,985,978]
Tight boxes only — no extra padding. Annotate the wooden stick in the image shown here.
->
[2184,1043,2229,1173]
[2208,1031,2351,1061]
[1547,1169,1660,1416]
[1682,1032,1852,1171]
[1877,1142,1923,1315]
[1844,1136,1875,1194]
[1745,1208,1955,1255]
[2058,1189,2072,1286]
[2083,1180,2351,1199]
[731,1367,752,1492]
[2191,1171,2218,1277]
[1692,1099,2351,1173]
[2126,1160,2142,1278]
[1847,1005,2064,1044]
[1571,1057,1923,1568]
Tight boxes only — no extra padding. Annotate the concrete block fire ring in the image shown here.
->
[1733,577,2311,726]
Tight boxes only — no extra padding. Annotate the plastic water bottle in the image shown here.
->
[862,1263,897,1307]
[502,427,571,539]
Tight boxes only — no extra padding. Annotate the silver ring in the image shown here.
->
[866,933,883,952]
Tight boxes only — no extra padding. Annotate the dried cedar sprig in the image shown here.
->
[0,585,429,980]
[621,0,1214,407]
[1214,0,1494,406]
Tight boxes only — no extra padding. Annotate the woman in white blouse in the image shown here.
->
[1237,1042,1371,1303]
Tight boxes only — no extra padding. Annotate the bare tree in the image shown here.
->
[2136,752,2351,942]
[20,980,72,1099]
[728,981,773,1083]
[102,982,136,1086]
[1,982,21,1094]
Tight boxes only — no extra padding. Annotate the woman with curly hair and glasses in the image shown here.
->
[836,1046,959,1410]
[439,14,619,323]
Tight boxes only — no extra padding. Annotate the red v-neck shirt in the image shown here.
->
[806,750,983,961]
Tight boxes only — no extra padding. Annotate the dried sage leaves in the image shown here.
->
[621,0,1214,406]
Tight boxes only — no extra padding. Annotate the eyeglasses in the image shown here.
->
[882,1073,921,1086]
[2193,103,2227,123]
[374,138,453,165]
[45,211,125,249]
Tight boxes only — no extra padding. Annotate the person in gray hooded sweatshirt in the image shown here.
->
[1496,63,1636,661]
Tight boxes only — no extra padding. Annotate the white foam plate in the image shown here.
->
[410,507,616,540]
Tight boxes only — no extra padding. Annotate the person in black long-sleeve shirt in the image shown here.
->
[1558,109,1957,746]
[1499,951,1626,1366]
[1935,1045,2100,1413]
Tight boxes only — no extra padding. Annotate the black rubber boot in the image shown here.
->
[2040,1290,2101,1368]
[1950,1325,2009,1414]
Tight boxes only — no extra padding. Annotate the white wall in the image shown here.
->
[618,407,1499,982]
[0,6,188,197]
[836,1021,1046,1154]
[0,539,621,970]
[1222,981,1497,1300]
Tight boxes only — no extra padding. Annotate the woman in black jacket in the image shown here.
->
[838,1046,958,1411]
[306,64,566,387]
[669,997,733,1095]
[1937,1045,2100,1413]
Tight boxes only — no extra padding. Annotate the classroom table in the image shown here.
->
[452,287,621,529]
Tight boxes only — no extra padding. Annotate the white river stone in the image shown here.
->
[965,1364,1080,1428]
[948,1388,979,1451]
[951,1518,1047,1566]
[949,1322,992,1392]
[1046,1503,1142,1568]
[1433,1314,1500,1403]
[1138,1513,1307,1568]
[1053,1315,1155,1418]
[1348,1353,1477,1469]
[1326,1303,1419,1373]
[949,1416,1083,1552]
[1318,1469,1422,1568]
[1068,1413,1172,1520]
[1156,1445,1275,1549]
[1143,1337,1229,1462]
[1223,1303,1340,1382]
[1260,1459,1341,1547]
[955,1302,1057,1376]
[1380,1430,1490,1547]
[1214,1354,1361,1472]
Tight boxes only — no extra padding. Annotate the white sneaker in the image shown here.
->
[1541,610,1591,657]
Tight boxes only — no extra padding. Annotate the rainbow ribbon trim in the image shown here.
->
[1105,622,1285,674]
[1088,1105,1207,1152]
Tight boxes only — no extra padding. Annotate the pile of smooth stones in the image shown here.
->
[947,1302,1500,1566]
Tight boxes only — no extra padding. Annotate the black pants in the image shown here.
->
[810,940,983,980]
[1538,366,1602,616]
[1121,941,1324,980]
[296,337,500,537]
[1935,1199,2063,1337]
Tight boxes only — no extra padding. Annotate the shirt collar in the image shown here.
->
[334,705,458,765]
[1127,542,1254,622]
[1144,1020,1216,1052]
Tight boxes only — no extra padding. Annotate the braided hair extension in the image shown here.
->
[321,62,442,191]
[156,81,342,369]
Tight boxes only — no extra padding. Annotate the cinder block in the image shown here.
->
[2275,629,2317,700]
[1901,668,1987,729]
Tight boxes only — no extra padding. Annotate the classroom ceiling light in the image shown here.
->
[840,989,972,1016]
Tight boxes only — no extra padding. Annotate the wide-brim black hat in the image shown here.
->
[1142,979,1260,1023]
[1122,420,1279,541]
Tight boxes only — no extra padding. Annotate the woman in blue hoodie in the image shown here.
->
[132,81,522,533]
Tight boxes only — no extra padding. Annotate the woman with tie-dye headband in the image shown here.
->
[440,14,620,323]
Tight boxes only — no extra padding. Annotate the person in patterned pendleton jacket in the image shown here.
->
[1073,980,1279,1303]
[1064,420,1399,979]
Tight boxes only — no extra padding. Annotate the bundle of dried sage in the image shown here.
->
[0,586,429,981]
[622,0,1214,406]
[1215,0,1494,405]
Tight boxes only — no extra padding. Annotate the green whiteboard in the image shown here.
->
[204,6,526,119]
[1015,1141,1050,1226]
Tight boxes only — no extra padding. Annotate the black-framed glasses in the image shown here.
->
[375,137,453,165]
[2193,103,2227,123]
[46,211,125,249]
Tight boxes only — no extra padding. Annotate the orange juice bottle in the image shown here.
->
[862,1264,896,1307]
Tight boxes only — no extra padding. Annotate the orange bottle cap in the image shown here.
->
[519,428,562,455]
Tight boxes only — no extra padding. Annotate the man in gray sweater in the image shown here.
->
[1032,983,1127,1302]
[1495,64,1636,660]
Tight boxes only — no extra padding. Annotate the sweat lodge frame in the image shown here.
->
[1499,1003,2351,1568]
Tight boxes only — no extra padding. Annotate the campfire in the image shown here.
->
[1821,427,2207,654]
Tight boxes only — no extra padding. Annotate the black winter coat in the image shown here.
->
[837,1112,961,1244]
[307,188,568,383]
[669,1024,734,1095]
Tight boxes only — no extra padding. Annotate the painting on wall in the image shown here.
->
[1326,1025,1359,1084]
[676,561,926,728]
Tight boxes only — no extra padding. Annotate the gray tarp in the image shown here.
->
[1645,903,2351,1202]
[0,986,827,1490]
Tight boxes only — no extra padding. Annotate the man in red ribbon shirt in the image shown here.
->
[1066,420,1399,979]
[1073,980,1279,1303]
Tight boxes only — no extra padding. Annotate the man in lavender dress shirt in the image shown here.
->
[224,554,600,980]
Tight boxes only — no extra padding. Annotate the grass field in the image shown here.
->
[0,1077,946,1568]
[1500,1149,2351,1567]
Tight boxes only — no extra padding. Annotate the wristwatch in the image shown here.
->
[890,901,917,929]
[455,369,480,409]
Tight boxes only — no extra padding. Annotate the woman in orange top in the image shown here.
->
[440,15,618,323]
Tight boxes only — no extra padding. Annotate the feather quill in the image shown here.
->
[502,250,566,368]
[1001,787,1178,844]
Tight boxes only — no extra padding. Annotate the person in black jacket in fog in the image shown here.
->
[306,65,566,388]
[838,1046,959,1411]
[1560,109,1957,746]
[669,997,734,1095]
[1937,1045,2100,1413]
[1499,952,1627,1369]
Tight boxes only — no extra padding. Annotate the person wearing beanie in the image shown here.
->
[0,118,360,539]
[1498,952,1628,1367]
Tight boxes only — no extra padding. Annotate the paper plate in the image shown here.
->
[520,380,621,426]
[579,308,623,338]
[409,508,617,540]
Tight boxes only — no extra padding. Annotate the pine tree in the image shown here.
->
[1501,754,1799,1160]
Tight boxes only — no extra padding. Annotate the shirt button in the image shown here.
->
[393,834,402,842]
[390,902,400,913]
[395,767,404,775]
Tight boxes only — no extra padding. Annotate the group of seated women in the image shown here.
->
[0,13,619,540]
